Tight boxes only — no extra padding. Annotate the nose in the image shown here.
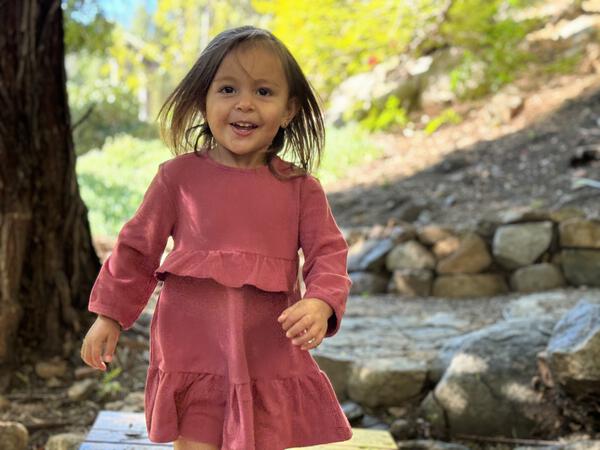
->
[235,91,254,111]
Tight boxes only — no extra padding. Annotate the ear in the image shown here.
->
[283,96,300,127]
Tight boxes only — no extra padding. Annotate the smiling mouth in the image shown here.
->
[230,122,258,130]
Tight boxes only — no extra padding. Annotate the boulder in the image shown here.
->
[388,269,433,296]
[559,218,600,248]
[432,274,508,298]
[349,271,390,295]
[348,238,395,272]
[560,249,600,286]
[436,233,492,274]
[493,222,554,269]
[545,297,600,395]
[386,240,436,271]
[420,318,560,438]
[510,263,566,292]
[348,357,428,408]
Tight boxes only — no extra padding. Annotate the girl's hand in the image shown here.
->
[80,315,121,371]
[277,298,333,350]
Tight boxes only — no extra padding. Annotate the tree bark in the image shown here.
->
[0,0,100,372]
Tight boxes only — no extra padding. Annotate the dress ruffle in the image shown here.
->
[154,249,298,293]
[144,365,353,449]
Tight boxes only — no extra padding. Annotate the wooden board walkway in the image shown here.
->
[79,410,398,449]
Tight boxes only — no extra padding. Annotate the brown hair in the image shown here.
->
[156,26,325,180]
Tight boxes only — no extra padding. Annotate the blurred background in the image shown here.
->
[69,0,600,238]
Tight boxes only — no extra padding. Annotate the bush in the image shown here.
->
[79,128,383,238]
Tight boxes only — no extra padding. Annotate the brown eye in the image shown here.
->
[258,87,272,96]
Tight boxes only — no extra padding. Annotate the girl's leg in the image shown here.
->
[173,436,220,450]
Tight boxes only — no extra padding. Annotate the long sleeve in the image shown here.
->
[299,174,352,338]
[88,162,177,330]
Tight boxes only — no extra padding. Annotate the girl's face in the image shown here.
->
[204,44,298,166]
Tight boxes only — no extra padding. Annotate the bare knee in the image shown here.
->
[173,436,220,450]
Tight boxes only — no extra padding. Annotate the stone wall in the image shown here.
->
[345,208,600,298]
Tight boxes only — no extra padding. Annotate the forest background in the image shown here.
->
[66,0,566,237]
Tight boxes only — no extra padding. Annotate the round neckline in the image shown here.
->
[201,149,272,173]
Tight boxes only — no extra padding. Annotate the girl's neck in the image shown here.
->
[207,145,268,169]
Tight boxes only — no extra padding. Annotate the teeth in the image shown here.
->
[233,122,256,128]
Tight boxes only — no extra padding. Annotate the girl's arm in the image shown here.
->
[88,162,177,331]
[299,174,352,338]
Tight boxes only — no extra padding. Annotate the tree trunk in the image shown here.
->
[0,0,100,375]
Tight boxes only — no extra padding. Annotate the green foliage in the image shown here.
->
[78,128,382,237]
[63,0,114,54]
[359,96,409,133]
[66,51,157,155]
[441,0,540,98]
[98,366,124,401]
[541,50,585,75]
[312,124,386,185]
[424,108,462,135]
[252,0,411,97]
[77,135,171,238]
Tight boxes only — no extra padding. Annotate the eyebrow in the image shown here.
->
[213,76,280,88]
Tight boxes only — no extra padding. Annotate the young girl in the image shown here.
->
[80,26,353,450]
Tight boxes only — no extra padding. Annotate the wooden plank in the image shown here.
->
[82,410,397,449]
[81,411,160,446]
[79,444,172,450]
[288,427,397,449]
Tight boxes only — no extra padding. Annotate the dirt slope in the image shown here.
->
[326,72,600,230]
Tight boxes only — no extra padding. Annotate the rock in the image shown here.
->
[545,297,600,395]
[549,207,587,223]
[348,238,395,272]
[74,366,100,380]
[67,379,97,401]
[35,358,68,380]
[436,233,492,274]
[396,441,470,450]
[420,47,477,109]
[432,274,508,298]
[561,249,600,286]
[45,432,85,450]
[559,218,600,248]
[348,357,428,408]
[326,54,421,127]
[388,269,433,296]
[386,223,418,243]
[313,356,352,401]
[386,241,436,271]
[389,417,416,440]
[515,440,600,450]
[486,92,525,123]
[46,377,63,388]
[0,395,10,411]
[493,221,554,269]
[510,263,566,292]
[502,290,585,321]
[0,421,28,450]
[420,318,559,438]
[490,207,550,225]
[349,271,390,295]
[417,225,456,245]
[432,236,461,259]
[341,400,363,423]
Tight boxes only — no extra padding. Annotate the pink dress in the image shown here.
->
[87,150,354,450]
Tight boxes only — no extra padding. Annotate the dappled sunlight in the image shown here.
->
[436,381,468,414]
[501,381,540,403]
[447,352,489,375]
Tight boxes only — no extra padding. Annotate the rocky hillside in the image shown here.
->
[327,60,600,232]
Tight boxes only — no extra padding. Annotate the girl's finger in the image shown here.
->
[81,340,90,366]
[90,340,106,371]
[104,332,119,362]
